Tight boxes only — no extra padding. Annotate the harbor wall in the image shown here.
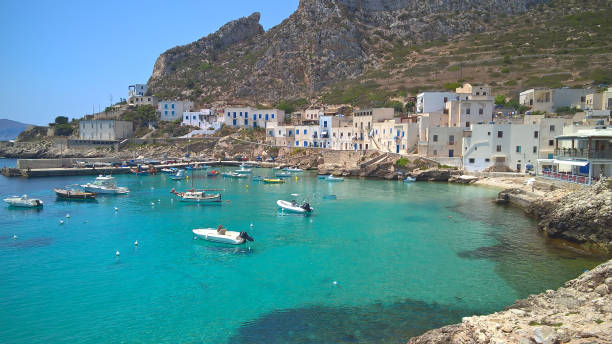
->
[17,158,122,169]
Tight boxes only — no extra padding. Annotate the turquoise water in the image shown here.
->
[0,164,603,343]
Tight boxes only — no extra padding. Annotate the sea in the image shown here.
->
[0,159,603,343]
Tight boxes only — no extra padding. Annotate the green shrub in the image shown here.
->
[396,157,410,167]
[443,82,462,91]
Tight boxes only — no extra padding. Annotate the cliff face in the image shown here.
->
[147,0,547,103]
[408,259,612,344]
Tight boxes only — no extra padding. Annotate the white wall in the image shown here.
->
[416,92,457,113]
[159,101,194,121]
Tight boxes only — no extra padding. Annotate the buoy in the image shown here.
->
[13,234,18,240]
[115,250,120,256]
[245,185,249,189]
[250,223,254,227]
[151,202,155,206]
[158,199,161,202]
[333,281,338,285]
[59,220,64,225]
[186,176,189,181]
[134,240,138,246]
[449,216,453,219]
[65,213,70,218]
[226,200,230,203]
[193,236,197,240]
[114,207,118,211]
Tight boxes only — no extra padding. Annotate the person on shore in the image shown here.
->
[217,224,226,235]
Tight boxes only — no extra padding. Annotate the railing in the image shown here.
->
[540,170,595,185]
[555,148,612,159]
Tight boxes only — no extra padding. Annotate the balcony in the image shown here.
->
[554,148,612,160]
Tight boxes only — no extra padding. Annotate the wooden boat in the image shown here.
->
[263,178,285,184]
[54,186,96,200]
[170,188,221,203]
[192,228,254,245]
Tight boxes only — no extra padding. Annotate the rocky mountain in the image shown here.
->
[0,119,31,141]
[148,0,610,107]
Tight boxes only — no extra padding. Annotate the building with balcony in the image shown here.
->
[352,108,394,150]
[128,84,148,97]
[224,107,285,128]
[159,100,194,121]
[539,128,612,184]
[445,84,495,128]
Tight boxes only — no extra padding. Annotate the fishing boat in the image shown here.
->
[54,185,96,200]
[403,176,416,183]
[82,175,129,195]
[326,175,344,182]
[277,200,313,214]
[263,178,285,184]
[275,172,292,178]
[284,167,303,173]
[207,170,220,177]
[192,228,254,245]
[3,195,43,208]
[170,170,187,180]
[170,188,221,203]
[235,167,252,174]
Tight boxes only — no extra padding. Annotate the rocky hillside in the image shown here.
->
[147,0,563,106]
[408,259,612,344]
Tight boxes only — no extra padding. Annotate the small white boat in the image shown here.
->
[161,168,177,174]
[192,228,254,245]
[241,163,254,168]
[277,200,313,214]
[171,189,222,203]
[82,175,129,195]
[223,172,249,179]
[275,172,292,178]
[404,176,416,183]
[284,167,303,173]
[171,170,186,180]
[235,168,252,174]
[3,195,43,208]
[326,175,344,182]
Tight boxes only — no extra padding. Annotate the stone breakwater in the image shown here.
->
[498,179,612,254]
[408,259,612,344]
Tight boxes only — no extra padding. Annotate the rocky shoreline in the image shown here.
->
[408,259,612,344]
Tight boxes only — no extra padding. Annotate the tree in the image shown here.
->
[55,116,69,125]
[385,100,404,113]
[494,95,507,106]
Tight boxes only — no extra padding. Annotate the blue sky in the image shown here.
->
[0,0,299,125]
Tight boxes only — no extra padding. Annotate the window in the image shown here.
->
[171,111,174,115]
[164,111,168,115]
[296,129,300,135]
[487,132,491,136]
[469,158,475,164]
[466,108,471,115]
[433,135,438,142]
[324,121,327,128]
[253,115,256,120]
[476,92,480,96]
[485,158,490,162]
[497,131,503,138]
[303,141,307,147]
[581,96,586,102]
[496,145,502,152]
[259,114,262,119]
[433,150,437,155]
[193,116,196,120]
[483,92,487,96]
[534,131,539,138]
[549,125,555,132]
[465,121,470,127]
[296,141,299,146]
[271,114,275,119]
[449,135,455,145]
[227,112,230,117]
[244,119,248,125]
[245,112,249,117]
[233,112,236,118]
[516,146,521,153]
[304,130,308,134]
[185,116,189,120]
[533,146,537,153]
[479,108,483,115]
[265,114,269,120]
[383,129,386,134]
[164,104,168,109]
[548,139,554,146]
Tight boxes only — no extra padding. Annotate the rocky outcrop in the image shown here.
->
[408,259,612,344]
[147,0,548,102]
[448,175,479,184]
[410,168,458,182]
[529,179,612,254]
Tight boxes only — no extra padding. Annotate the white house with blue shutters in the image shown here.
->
[159,100,194,121]
[223,107,285,128]
[182,109,221,131]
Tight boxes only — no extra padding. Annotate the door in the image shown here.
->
[449,149,454,157]
[396,145,400,153]
[516,164,521,172]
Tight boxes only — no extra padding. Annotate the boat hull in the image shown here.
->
[82,186,129,195]
[192,229,245,245]
[54,189,96,200]
[263,179,284,184]
[3,198,43,208]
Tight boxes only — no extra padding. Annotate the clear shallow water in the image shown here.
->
[0,167,603,343]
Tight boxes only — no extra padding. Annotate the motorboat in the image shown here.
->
[252,176,263,181]
[404,176,416,183]
[170,189,221,203]
[223,172,249,179]
[207,170,220,177]
[273,167,281,170]
[161,168,178,174]
[130,165,156,175]
[192,228,254,245]
[82,175,129,195]
[275,172,292,178]
[3,195,43,208]
[54,185,96,200]
[235,167,252,174]
[284,167,303,173]
[317,175,328,180]
[263,178,285,184]
[277,200,313,214]
[171,170,186,180]
[240,163,254,168]
[326,175,344,182]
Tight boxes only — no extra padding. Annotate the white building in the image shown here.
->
[416,91,457,114]
[182,109,221,131]
[79,120,133,141]
[128,95,158,107]
[519,88,593,113]
[159,100,194,121]
[352,108,395,150]
[128,84,148,97]
[446,84,495,128]
[224,107,285,128]
[294,125,320,148]
[462,123,540,172]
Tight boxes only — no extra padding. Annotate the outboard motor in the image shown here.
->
[301,202,312,213]
[239,231,254,242]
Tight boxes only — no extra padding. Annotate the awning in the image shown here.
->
[554,159,589,167]
[537,159,555,163]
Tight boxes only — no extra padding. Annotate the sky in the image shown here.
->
[0,0,299,125]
